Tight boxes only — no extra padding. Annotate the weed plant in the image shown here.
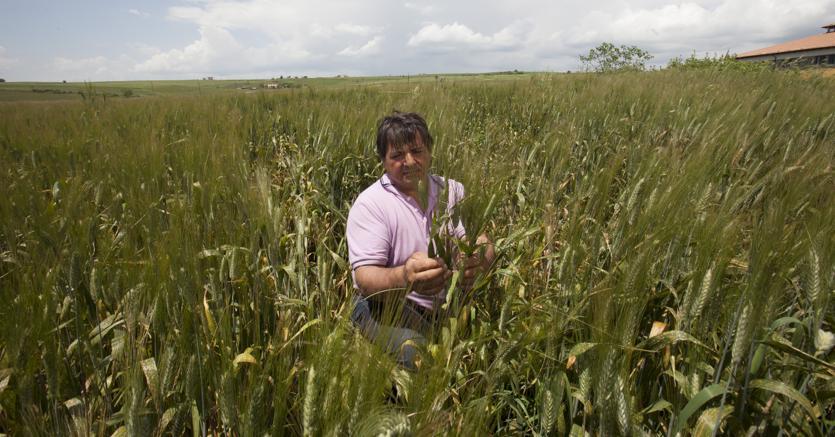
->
[0,71,833,435]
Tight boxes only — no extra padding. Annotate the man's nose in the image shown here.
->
[404,152,416,165]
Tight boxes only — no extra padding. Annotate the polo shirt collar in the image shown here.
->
[380,172,444,211]
[380,172,443,191]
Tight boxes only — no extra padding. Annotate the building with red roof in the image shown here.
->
[737,24,835,66]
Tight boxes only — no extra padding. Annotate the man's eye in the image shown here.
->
[390,154,403,160]
[411,148,423,155]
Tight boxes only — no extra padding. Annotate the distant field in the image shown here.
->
[0,72,535,102]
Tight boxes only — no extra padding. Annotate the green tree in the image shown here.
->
[580,42,654,72]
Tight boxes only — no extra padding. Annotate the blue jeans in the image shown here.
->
[350,295,437,370]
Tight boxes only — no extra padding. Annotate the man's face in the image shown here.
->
[383,136,431,195]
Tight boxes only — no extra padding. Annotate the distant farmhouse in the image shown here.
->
[737,24,835,66]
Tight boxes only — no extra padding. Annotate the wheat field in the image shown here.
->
[0,70,833,435]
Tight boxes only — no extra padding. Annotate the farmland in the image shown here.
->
[0,72,531,102]
[0,70,833,435]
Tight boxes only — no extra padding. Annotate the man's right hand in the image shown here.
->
[403,252,452,295]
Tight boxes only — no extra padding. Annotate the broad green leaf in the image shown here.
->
[110,329,126,361]
[643,399,672,414]
[89,313,124,347]
[203,292,216,335]
[158,407,177,434]
[277,319,321,354]
[0,369,11,395]
[638,330,712,352]
[328,249,348,270]
[570,424,589,437]
[692,406,733,437]
[450,267,462,290]
[671,383,727,436]
[763,335,835,371]
[769,316,806,332]
[141,357,159,406]
[664,369,690,397]
[749,343,766,375]
[191,400,201,437]
[64,397,87,436]
[749,379,822,427]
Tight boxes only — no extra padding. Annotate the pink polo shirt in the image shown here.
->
[347,173,466,310]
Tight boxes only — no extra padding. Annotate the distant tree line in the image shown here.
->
[667,53,773,72]
[581,42,774,73]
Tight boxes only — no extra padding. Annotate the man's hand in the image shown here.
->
[458,254,484,291]
[458,234,496,291]
[403,252,452,295]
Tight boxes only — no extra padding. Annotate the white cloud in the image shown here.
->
[409,23,490,46]
[5,0,835,80]
[339,36,383,56]
[147,0,392,74]
[565,0,835,55]
[135,26,237,73]
[309,23,381,39]
[404,2,437,15]
[128,8,149,17]
[335,23,379,36]
[407,22,525,51]
[134,24,311,75]
[132,0,835,76]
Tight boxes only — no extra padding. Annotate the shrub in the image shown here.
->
[667,52,773,72]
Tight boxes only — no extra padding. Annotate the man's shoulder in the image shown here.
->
[353,178,389,208]
[430,174,464,188]
[430,174,465,200]
[348,178,394,222]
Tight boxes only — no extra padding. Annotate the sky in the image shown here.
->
[1,0,833,81]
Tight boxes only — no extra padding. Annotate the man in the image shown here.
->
[346,111,495,369]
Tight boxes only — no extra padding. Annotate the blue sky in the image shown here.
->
[1,0,833,81]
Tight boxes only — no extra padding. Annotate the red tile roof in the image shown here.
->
[737,32,835,58]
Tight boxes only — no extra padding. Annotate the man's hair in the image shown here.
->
[375,111,434,160]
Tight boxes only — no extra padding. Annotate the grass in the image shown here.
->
[0,69,833,435]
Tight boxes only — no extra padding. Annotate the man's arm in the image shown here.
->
[354,252,451,297]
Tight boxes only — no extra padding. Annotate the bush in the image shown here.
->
[667,52,772,72]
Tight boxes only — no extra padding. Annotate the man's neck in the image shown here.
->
[390,175,430,212]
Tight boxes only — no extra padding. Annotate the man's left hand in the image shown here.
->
[459,254,485,291]
[458,233,496,291]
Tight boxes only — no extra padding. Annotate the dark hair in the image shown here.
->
[375,111,433,160]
